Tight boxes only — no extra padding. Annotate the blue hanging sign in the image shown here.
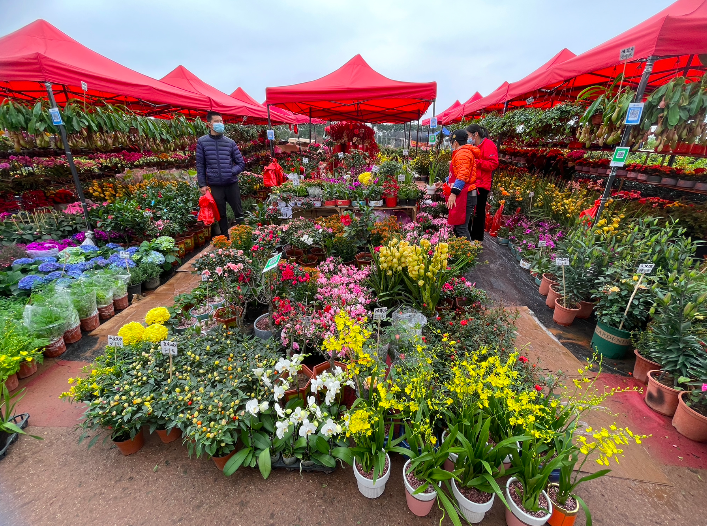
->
[624,103,644,126]
[49,107,63,126]
[430,117,438,129]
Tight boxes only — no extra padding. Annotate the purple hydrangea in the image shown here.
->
[18,275,45,290]
[73,232,86,243]
[126,247,139,255]
[66,270,83,279]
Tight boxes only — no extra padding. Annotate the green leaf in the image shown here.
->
[312,452,336,468]
[258,448,272,479]
[331,446,354,465]
[315,435,329,454]
[223,448,250,476]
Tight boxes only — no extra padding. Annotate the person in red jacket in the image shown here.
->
[466,124,499,242]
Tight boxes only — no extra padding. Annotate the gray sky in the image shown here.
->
[1,0,672,118]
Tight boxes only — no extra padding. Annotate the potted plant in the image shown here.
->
[127,265,145,303]
[452,413,528,524]
[366,184,383,207]
[23,304,67,358]
[505,439,563,526]
[1,382,42,455]
[672,381,707,442]
[142,262,162,290]
[631,330,662,384]
[383,178,399,208]
[68,282,99,331]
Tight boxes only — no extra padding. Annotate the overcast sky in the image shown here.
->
[1,0,672,118]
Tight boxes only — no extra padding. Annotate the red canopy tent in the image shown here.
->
[265,54,436,123]
[446,48,577,121]
[421,98,465,126]
[160,66,281,123]
[0,20,209,114]
[436,92,483,124]
[491,0,707,109]
[230,87,313,125]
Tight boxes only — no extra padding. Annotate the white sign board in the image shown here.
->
[397,174,406,182]
[538,240,547,248]
[119,251,130,259]
[555,258,570,266]
[402,149,409,156]
[81,81,88,92]
[373,307,387,321]
[201,272,209,282]
[160,341,178,356]
[619,46,635,61]
[637,263,655,274]
[280,206,293,219]
[338,152,344,159]
[302,157,309,164]
[108,335,124,347]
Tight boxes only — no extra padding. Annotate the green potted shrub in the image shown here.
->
[128,265,145,302]
[142,263,162,290]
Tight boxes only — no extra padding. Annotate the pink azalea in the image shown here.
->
[216,267,223,275]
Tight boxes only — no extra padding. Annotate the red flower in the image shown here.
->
[341,215,352,226]
[534,385,542,391]
[436,316,441,321]
[188,401,192,405]
[460,320,468,326]
[518,356,529,364]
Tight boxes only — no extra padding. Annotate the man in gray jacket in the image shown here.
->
[196,111,246,238]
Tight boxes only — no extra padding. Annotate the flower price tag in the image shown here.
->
[538,240,547,247]
[338,152,344,159]
[262,252,282,273]
[266,129,275,141]
[119,251,130,259]
[49,107,63,126]
[108,335,124,348]
[637,263,655,274]
[397,173,406,182]
[280,206,293,219]
[160,341,178,356]
[555,257,570,266]
[528,191,534,198]
[303,157,309,164]
[81,81,88,92]
[373,307,387,321]
[372,165,379,173]
[402,149,409,156]
[201,271,210,282]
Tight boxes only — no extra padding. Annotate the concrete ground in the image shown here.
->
[1,235,706,526]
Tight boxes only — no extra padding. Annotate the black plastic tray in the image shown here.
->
[272,455,336,474]
[0,413,30,460]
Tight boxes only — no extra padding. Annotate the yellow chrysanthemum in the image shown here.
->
[142,323,168,343]
[117,322,145,345]
[145,307,170,326]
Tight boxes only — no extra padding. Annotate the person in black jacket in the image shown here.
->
[196,111,246,238]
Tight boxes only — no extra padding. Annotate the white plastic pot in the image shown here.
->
[452,479,495,524]
[505,477,552,526]
[353,454,390,499]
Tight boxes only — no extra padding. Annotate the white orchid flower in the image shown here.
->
[307,396,317,408]
[245,399,260,416]
[276,420,290,439]
[291,406,307,423]
[274,358,290,374]
[310,377,324,393]
[299,419,317,437]
[253,368,265,377]
[259,401,269,413]
[325,390,337,406]
[321,418,341,437]
[275,404,286,418]
[274,384,286,401]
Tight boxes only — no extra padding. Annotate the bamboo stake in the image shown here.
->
[618,274,643,331]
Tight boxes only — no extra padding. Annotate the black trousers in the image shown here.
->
[210,183,243,239]
[453,194,477,240]
[469,188,489,242]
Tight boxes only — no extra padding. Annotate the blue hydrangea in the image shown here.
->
[143,250,165,265]
[105,243,122,250]
[18,275,45,290]
[79,245,100,253]
[38,262,61,272]
[91,257,109,268]
[110,260,135,271]
[66,270,83,279]
[45,271,64,281]
[12,258,34,266]
[65,262,92,273]
[126,247,139,255]
[32,257,57,263]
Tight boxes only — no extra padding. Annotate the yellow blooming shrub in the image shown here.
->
[142,323,168,343]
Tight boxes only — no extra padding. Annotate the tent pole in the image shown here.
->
[308,108,312,143]
[416,117,420,155]
[45,82,92,235]
[267,104,274,156]
[594,56,656,225]
[502,101,508,116]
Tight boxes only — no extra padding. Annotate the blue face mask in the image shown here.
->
[212,122,225,134]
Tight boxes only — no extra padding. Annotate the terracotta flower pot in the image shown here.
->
[539,273,557,296]
[98,303,115,320]
[4,373,19,392]
[575,300,595,319]
[553,298,579,327]
[63,323,82,344]
[403,459,437,516]
[285,247,304,261]
[672,391,707,442]
[113,429,145,456]
[297,254,318,267]
[212,450,236,471]
[156,428,182,444]
[633,349,661,384]
[547,484,579,526]
[17,359,38,379]
[355,252,373,268]
[80,312,100,332]
[113,294,129,311]
[43,337,66,358]
[546,284,560,309]
[645,370,680,417]
[284,365,314,403]
[214,306,242,329]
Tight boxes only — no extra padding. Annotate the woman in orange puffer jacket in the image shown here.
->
[436,129,480,239]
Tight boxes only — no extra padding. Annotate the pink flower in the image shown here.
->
[202,270,211,277]
[702,384,707,392]
[216,267,223,275]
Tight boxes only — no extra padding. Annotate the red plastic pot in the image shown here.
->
[63,323,82,344]
[98,303,115,320]
[113,294,129,311]
[43,337,66,358]
[385,197,398,208]
[80,312,100,332]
